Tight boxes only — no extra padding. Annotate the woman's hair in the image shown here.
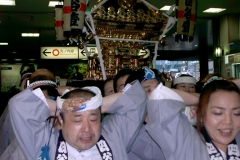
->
[196,73,223,93]
[196,80,240,136]
[113,69,132,92]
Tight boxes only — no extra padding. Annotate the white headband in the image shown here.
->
[27,80,57,88]
[173,77,196,86]
[21,72,32,79]
[203,76,224,89]
[57,86,102,113]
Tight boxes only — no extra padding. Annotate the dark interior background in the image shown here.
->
[1,0,240,114]
[0,0,240,61]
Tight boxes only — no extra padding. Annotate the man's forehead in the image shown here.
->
[68,108,100,116]
[177,83,195,86]
[142,79,158,85]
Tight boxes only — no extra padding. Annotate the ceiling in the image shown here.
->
[0,0,240,61]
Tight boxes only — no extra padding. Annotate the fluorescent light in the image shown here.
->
[160,6,172,11]
[203,8,226,13]
[15,59,22,61]
[0,42,8,45]
[22,33,40,37]
[29,59,35,61]
[1,59,7,61]
[0,0,15,6]
[48,1,63,7]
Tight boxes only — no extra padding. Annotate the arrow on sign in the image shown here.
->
[140,49,148,55]
[81,49,86,56]
[42,49,51,56]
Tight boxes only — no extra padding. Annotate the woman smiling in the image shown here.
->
[146,79,240,160]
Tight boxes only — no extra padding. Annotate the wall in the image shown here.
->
[220,15,240,78]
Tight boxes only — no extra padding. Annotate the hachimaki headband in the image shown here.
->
[27,80,57,88]
[56,86,102,113]
[140,67,158,83]
[39,86,103,160]
[21,72,32,79]
[173,76,196,86]
[27,80,58,100]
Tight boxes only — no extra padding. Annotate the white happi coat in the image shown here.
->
[0,105,15,156]
[1,81,147,160]
[145,83,240,160]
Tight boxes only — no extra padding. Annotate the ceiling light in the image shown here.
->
[1,59,7,61]
[203,8,226,13]
[48,1,63,7]
[0,42,8,45]
[22,33,40,37]
[15,59,22,61]
[0,0,15,6]
[29,59,35,61]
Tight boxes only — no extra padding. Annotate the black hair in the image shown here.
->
[101,78,114,97]
[20,64,35,77]
[125,68,161,85]
[39,86,60,100]
[113,69,132,92]
[61,88,96,99]
[19,64,35,86]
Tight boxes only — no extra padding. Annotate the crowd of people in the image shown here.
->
[0,66,240,160]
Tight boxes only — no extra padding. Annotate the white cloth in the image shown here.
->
[173,76,196,85]
[66,143,102,160]
[57,86,102,112]
[0,106,15,156]
[145,83,240,160]
[182,106,197,126]
[6,81,147,160]
[219,149,227,160]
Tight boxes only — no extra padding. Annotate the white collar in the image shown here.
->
[66,142,102,160]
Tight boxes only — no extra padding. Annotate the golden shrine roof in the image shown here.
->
[90,0,168,40]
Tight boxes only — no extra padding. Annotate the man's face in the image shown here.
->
[61,108,101,151]
[116,74,129,92]
[141,79,159,98]
[104,80,114,96]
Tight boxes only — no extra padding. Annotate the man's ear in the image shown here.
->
[56,115,63,130]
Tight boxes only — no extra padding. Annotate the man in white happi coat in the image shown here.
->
[0,71,33,148]
[4,74,147,160]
